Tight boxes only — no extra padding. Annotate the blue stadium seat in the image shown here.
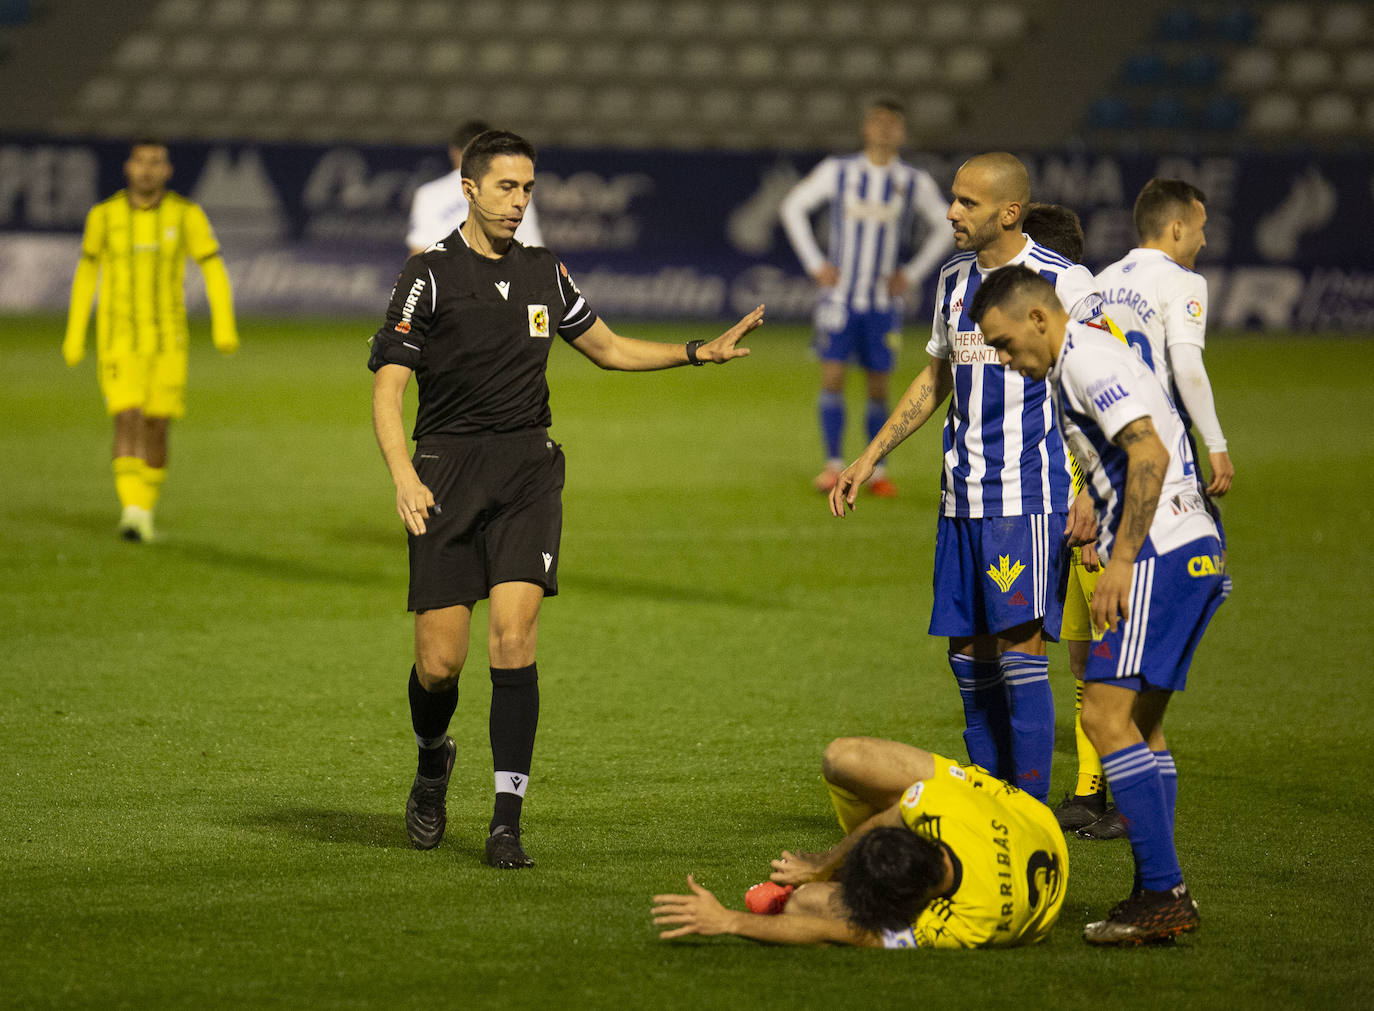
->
[1176,53,1220,87]
[1087,96,1132,129]
[1157,7,1200,42]
[0,0,29,26]
[1144,94,1191,128]
[1214,7,1257,44]
[1200,95,1245,131]
[1123,53,1166,86]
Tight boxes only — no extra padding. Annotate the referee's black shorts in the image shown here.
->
[407,429,565,612]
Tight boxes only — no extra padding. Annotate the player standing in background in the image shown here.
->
[1095,179,1234,502]
[651,735,1067,948]
[407,119,544,255]
[1019,202,1127,840]
[779,98,952,497]
[829,154,1103,805]
[371,130,762,868]
[972,265,1228,945]
[63,137,239,543]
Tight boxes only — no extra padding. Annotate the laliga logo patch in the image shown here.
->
[902,782,925,807]
[1185,299,1203,319]
[528,304,550,338]
[394,320,411,334]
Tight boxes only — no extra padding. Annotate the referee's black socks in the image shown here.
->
[409,665,459,778]
[489,663,539,832]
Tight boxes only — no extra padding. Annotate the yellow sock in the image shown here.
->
[113,457,145,509]
[141,463,167,511]
[825,778,877,835]
[1073,677,1104,796]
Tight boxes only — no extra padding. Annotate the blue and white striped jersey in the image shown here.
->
[1051,321,1218,561]
[927,237,1105,518]
[779,153,951,313]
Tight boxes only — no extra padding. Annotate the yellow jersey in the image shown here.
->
[65,190,236,359]
[882,757,1068,949]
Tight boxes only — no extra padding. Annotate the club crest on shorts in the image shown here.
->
[528,304,550,338]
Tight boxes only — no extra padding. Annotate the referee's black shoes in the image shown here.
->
[485,825,534,869]
[405,737,456,850]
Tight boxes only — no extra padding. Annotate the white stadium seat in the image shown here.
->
[1247,92,1302,132]
[112,33,164,70]
[1287,48,1336,89]
[1342,49,1374,90]
[1259,3,1315,46]
[1320,4,1369,46]
[1226,48,1279,91]
[1308,92,1357,131]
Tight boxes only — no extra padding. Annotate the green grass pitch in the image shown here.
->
[2,313,1371,1007]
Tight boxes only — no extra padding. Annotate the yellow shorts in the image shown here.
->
[1060,546,1102,643]
[99,352,187,419]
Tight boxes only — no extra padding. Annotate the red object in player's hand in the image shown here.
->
[744,881,795,915]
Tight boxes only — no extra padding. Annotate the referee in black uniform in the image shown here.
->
[369,131,764,868]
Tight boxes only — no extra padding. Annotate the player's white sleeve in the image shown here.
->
[515,201,544,247]
[1169,342,1227,451]
[1062,339,1150,442]
[926,271,953,358]
[901,170,955,287]
[779,158,840,277]
[1056,263,1106,325]
[1162,269,1208,350]
[407,183,439,251]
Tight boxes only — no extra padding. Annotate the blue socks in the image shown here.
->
[1102,743,1182,892]
[819,391,845,461]
[949,653,1010,776]
[1000,651,1054,802]
[865,398,888,443]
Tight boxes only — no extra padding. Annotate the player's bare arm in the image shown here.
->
[371,363,435,536]
[651,874,880,947]
[1065,490,1098,549]
[770,804,906,885]
[1092,416,1168,633]
[569,306,763,372]
[830,357,953,517]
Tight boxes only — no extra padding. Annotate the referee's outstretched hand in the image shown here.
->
[698,304,764,363]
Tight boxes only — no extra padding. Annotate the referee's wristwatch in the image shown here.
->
[685,339,706,366]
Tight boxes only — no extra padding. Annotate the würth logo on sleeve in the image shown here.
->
[396,276,426,334]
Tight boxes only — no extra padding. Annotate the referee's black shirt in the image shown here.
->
[368,230,597,439]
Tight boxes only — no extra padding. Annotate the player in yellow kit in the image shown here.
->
[651,737,1067,948]
[63,138,238,542]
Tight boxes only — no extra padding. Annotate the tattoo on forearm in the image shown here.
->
[1121,460,1163,549]
[876,380,933,456]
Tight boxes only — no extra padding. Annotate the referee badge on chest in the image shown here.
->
[528,304,550,338]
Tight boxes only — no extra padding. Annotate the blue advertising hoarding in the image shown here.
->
[1,136,1371,331]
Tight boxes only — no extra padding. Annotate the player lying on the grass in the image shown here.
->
[651,736,1067,948]
[970,264,1228,945]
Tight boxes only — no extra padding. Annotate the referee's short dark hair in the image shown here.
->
[460,130,537,184]
[1134,178,1207,243]
[968,265,1057,326]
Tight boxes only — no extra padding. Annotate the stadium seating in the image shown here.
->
[29,0,1044,149]
[1085,2,1374,145]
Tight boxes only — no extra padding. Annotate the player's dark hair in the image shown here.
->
[129,136,167,155]
[967,264,1056,325]
[1134,178,1207,242]
[839,827,949,933]
[868,97,906,118]
[460,130,537,184]
[451,119,492,151]
[1022,202,1085,262]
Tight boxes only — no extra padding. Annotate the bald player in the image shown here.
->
[830,154,1106,804]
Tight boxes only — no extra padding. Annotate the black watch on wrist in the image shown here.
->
[685,339,706,366]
